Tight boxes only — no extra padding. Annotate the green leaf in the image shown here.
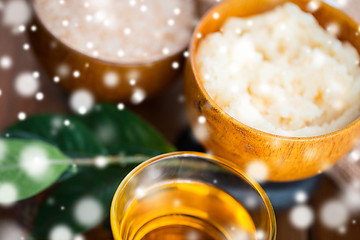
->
[76,104,175,156]
[31,161,141,238]
[2,115,108,157]
[0,103,176,236]
[0,139,71,203]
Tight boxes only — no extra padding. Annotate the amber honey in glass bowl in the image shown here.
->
[111,152,276,240]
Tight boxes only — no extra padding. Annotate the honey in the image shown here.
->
[116,180,256,240]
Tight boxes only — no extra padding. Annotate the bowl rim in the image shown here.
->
[110,151,277,240]
[29,0,191,67]
[189,0,360,141]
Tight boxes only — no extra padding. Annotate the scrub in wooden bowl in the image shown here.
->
[29,0,196,102]
[185,0,360,181]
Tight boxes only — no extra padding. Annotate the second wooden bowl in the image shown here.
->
[28,1,184,103]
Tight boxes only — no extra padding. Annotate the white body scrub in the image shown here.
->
[196,3,360,137]
[35,0,196,63]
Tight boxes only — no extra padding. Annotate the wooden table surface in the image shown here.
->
[1,0,360,239]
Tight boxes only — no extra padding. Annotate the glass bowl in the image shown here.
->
[111,152,276,240]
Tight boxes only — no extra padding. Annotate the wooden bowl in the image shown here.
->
[27,1,184,102]
[184,0,360,182]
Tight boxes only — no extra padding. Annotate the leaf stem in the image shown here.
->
[0,155,150,170]
[72,155,150,166]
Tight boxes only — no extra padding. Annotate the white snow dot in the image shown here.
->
[144,166,162,180]
[36,92,44,101]
[307,1,320,12]
[172,61,179,69]
[135,187,146,198]
[338,226,347,234]
[57,64,70,77]
[74,197,103,227]
[335,0,348,7]
[3,0,31,27]
[213,12,220,19]
[103,71,119,87]
[94,156,108,169]
[0,183,18,206]
[256,229,265,240]
[117,50,125,57]
[53,76,60,83]
[18,25,25,32]
[92,50,99,57]
[0,55,12,69]
[32,71,40,78]
[49,225,72,240]
[73,71,80,78]
[20,145,49,179]
[129,0,136,6]
[103,19,111,27]
[85,14,92,22]
[140,5,147,12]
[47,197,55,205]
[124,28,131,35]
[187,231,200,240]
[130,88,146,105]
[244,195,258,209]
[246,161,268,182]
[18,112,26,120]
[23,43,30,50]
[342,187,360,211]
[326,22,340,36]
[289,205,314,229]
[198,116,206,124]
[69,89,94,115]
[117,103,125,110]
[73,234,85,240]
[183,51,189,58]
[247,20,253,27]
[168,19,175,26]
[14,72,40,97]
[162,48,170,55]
[197,33,202,39]
[235,28,242,34]
[173,199,181,207]
[352,180,360,189]
[295,191,308,204]
[64,119,70,126]
[320,199,349,229]
[348,149,360,162]
[129,79,136,86]
[62,19,69,27]
[31,25,37,31]
[174,8,181,15]
[86,42,94,49]
[193,123,209,142]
